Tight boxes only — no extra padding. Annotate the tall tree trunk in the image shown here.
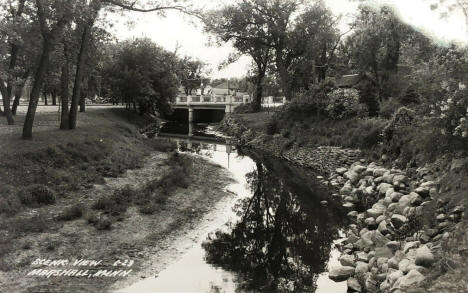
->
[12,70,29,115]
[60,48,70,130]
[2,0,26,124]
[22,40,53,139]
[69,24,90,129]
[11,86,22,115]
[253,71,265,113]
[79,78,87,112]
[275,52,293,101]
[52,90,57,105]
[43,90,48,105]
[0,77,14,124]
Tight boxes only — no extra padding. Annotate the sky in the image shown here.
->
[106,0,468,79]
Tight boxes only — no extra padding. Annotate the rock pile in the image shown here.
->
[326,161,465,292]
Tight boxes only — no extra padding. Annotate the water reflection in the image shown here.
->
[202,151,347,292]
[118,134,347,293]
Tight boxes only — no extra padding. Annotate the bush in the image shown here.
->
[56,204,84,221]
[265,118,278,135]
[19,185,56,206]
[96,217,112,230]
[325,88,367,119]
[233,103,255,114]
[379,97,403,119]
[139,203,158,215]
[0,185,21,215]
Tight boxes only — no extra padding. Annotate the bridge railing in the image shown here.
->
[174,95,285,105]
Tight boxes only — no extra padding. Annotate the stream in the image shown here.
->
[118,122,349,293]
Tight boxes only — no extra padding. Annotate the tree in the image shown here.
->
[178,57,210,95]
[101,38,180,116]
[205,1,271,112]
[0,0,28,124]
[22,0,75,139]
[345,5,413,100]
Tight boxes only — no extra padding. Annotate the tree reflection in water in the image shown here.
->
[202,152,348,292]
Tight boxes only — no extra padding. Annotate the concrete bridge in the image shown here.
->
[172,95,286,122]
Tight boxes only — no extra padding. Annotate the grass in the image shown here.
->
[235,111,387,151]
[0,107,177,216]
[89,152,192,228]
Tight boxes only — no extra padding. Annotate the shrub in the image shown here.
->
[325,88,367,120]
[265,118,278,135]
[0,185,21,215]
[96,217,112,230]
[19,185,56,206]
[56,204,84,221]
[12,214,51,233]
[86,212,99,225]
[379,97,403,119]
[139,203,158,215]
[233,103,255,114]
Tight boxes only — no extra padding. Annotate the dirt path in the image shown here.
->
[0,151,235,293]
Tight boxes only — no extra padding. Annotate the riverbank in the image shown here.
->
[0,107,234,292]
[218,113,468,292]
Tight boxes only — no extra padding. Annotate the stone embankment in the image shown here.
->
[322,161,465,292]
[218,115,361,174]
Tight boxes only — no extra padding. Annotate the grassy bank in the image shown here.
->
[0,106,235,293]
[0,107,174,216]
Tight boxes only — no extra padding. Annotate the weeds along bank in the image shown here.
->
[218,110,468,292]
[0,108,237,293]
[0,108,173,217]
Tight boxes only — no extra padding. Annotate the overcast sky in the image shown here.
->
[107,0,467,79]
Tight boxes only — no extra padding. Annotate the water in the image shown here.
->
[118,123,348,293]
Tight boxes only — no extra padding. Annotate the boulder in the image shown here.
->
[376,215,386,224]
[367,204,386,218]
[340,184,353,195]
[365,217,377,229]
[414,186,430,198]
[391,214,408,229]
[408,192,423,206]
[346,233,360,244]
[398,258,411,274]
[372,230,390,247]
[329,265,355,282]
[335,167,348,175]
[397,195,412,212]
[403,241,420,253]
[355,261,369,274]
[343,202,355,209]
[387,203,398,212]
[376,257,389,269]
[397,269,425,289]
[415,245,435,267]
[386,241,400,251]
[382,173,395,184]
[393,174,409,185]
[375,246,394,258]
[347,277,362,292]
[390,192,403,202]
[347,211,359,217]
[355,251,368,262]
[378,183,393,195]
[378,220,389,235]
[373,168,387,177]
[339,254,356,267]
[344,170,360,184]
[388,270,403,285]
[352,165,367,174]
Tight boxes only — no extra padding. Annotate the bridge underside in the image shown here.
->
[170,108,226,123]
